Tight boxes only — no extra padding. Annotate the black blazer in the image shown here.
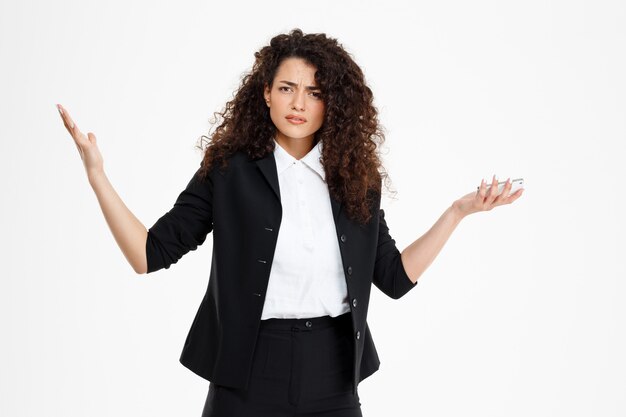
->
[145,149,418,395]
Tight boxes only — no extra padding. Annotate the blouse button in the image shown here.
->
[355,331,361,340]
[352,298,358,308]
[347,266,353,275]
[340,234,347,243]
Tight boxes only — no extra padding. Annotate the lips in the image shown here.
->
[286,114,307,123]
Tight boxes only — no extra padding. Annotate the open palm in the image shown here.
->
[453,175,524,217]
[56,104,104,177]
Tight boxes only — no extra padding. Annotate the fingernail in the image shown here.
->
[57,105,63,115]
[70,121,74,129]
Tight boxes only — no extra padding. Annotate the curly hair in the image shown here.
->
[196,28,393,225]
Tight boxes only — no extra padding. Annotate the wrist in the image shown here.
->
[448,203,466,223]
[87,169,106,185]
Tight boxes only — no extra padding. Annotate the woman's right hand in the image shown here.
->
[57,104,104,178]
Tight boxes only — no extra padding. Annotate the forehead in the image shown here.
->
[274,57,318,83]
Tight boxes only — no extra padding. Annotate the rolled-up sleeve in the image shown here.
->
[145,166,213,273]
[372,209,417,299]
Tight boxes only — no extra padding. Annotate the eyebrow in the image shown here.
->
[278,80,321,91]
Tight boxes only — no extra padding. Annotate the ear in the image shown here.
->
[263,83,271,106]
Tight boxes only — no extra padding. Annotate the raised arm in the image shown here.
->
[57,104,149,274]
[89,171,149,274]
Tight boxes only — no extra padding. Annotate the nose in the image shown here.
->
[290,89,305,111]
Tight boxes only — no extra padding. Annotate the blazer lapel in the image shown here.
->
[255,151,344,224]
[255,153,281,202]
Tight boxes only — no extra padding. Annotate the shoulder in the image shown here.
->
[226,150,256,168]
[204,149,272,182]
[202,149,255,175]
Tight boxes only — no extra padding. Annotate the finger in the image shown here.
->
[57,104,75,130]
[499,188,523,205]
[477,178,487,198]
[490,174,498,194]
[67,123,85,147]
[58,107,77,138]
[487,174,498,201]
[494,178,512,202]
[57,104,71,131]
[67,122,87,147]
[508,188,524,202]
[57,104,68,125]
[503,177,512,197]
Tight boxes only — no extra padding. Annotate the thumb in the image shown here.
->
[87,132,97,144]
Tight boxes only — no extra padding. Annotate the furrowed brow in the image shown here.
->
[279,80,321,91]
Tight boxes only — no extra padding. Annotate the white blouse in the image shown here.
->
[260,139,351,320]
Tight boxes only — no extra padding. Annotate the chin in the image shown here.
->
[277,126,317,140]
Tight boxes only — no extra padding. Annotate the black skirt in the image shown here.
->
[201,311,363,417]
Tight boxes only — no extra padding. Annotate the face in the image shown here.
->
[264,57,325,147]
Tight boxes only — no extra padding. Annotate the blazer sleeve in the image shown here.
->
[145,166,213,273]
[372,209,418,299]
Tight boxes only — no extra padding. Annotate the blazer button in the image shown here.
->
[352,298,358,308]
[355,331,361,340]
[305,320,312,328]
[347,266,353,275]
[340,234,347,243]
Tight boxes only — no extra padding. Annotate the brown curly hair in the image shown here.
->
[196,28,393,225]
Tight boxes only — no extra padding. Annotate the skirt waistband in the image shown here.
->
[259,311,352,332]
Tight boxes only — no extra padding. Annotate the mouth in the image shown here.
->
[286,115,307,124]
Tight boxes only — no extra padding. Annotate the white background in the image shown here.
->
[1,0,625,416]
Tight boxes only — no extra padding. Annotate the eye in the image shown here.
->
[310,92,323,99]
[278,86,292,92]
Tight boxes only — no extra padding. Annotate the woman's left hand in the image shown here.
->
[452,175,524,219]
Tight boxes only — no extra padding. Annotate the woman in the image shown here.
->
[57,28,523,417]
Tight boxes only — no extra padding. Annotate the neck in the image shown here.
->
[274,134,315,160]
